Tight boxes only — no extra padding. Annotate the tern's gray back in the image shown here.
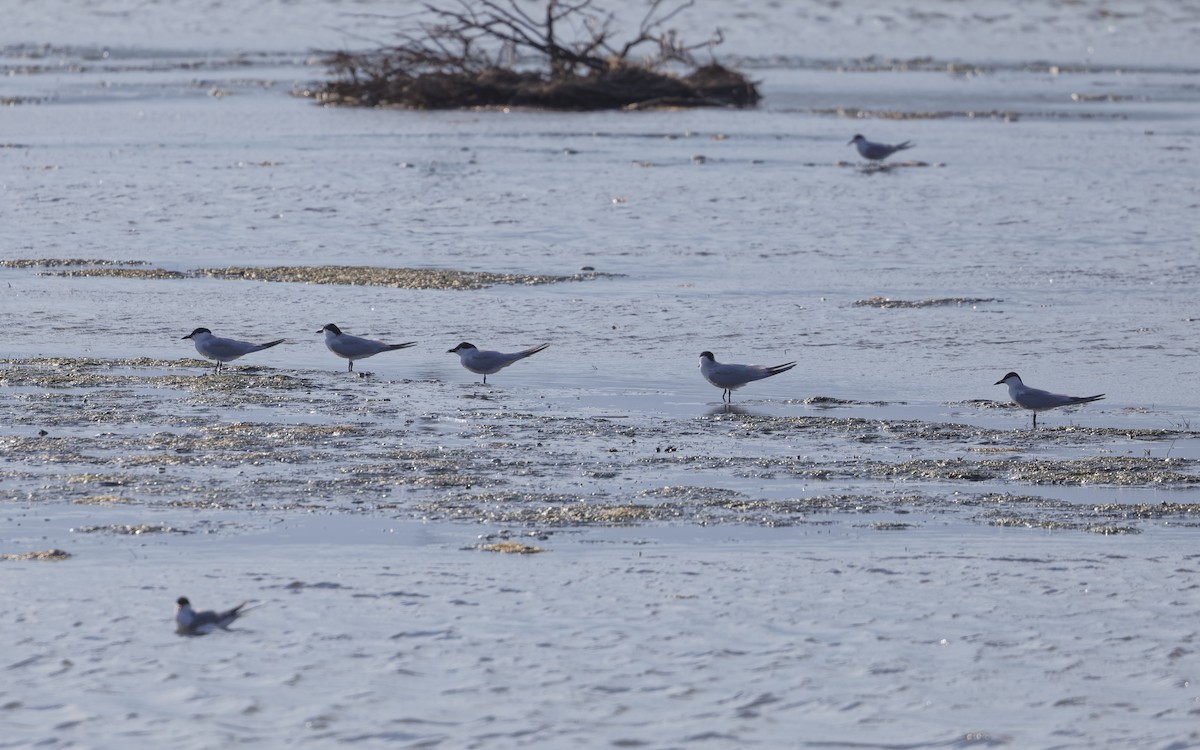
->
[861,142,895,160]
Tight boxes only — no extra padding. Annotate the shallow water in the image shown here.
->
[6,523,1200,748]
[3,1,1200,747]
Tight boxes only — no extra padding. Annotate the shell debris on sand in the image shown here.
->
[822,105,1020,121]
[51,268,187,280]
[0,359,318,397]
[7,260,618,290]
[72,495,133,505]
[71,524,189,535]
[0,258,149,268]
[192,265,614,289]
[853,296,1001,308]
[1,549,72,561]
[3,358,1200,533]
[478,541,546,554]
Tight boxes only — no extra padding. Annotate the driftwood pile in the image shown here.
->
[314,0,759,111]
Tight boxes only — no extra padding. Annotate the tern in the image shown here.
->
[174,596,252,636]
[182,327,284,372]
[699,351,796,403]
[994,372,1105,429]
[448,342,549,384]
[318,323,416,372]
[848,134,914,162]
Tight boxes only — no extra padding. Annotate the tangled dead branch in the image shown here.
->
[312,0,759,110]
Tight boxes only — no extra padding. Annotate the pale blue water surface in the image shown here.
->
[2,1,1200,748]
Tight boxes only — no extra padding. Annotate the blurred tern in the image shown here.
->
[448,341,549,384]
[319,323,416,372]
[175,596,253,636]
[994,371,1105,429]
[848,134,914,162]
[182,327,284,372]
[699,351,796,403]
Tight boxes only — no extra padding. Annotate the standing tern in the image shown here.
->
[699,351,797,403]
[994,371,1105,429]
[848,134,914,162]
[448,342,549,384]
[182,327,284,372]
[319,323,416,372]
[174,596,252,636]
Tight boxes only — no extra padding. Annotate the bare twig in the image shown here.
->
[317,0,757,110]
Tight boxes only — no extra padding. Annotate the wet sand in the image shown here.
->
[4,356,1198,534]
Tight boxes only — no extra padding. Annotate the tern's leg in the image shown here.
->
[348,360,353,372]
[483,375,488,385]
[1032,413,1038,430]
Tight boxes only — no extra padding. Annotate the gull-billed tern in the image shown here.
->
[699,351,797,403]
[994,371,1105,429]
[318,323,416,372]
[182,327,284,372]
[175,596,254,636]
[848,134,914,162]
[448,342,549,384]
